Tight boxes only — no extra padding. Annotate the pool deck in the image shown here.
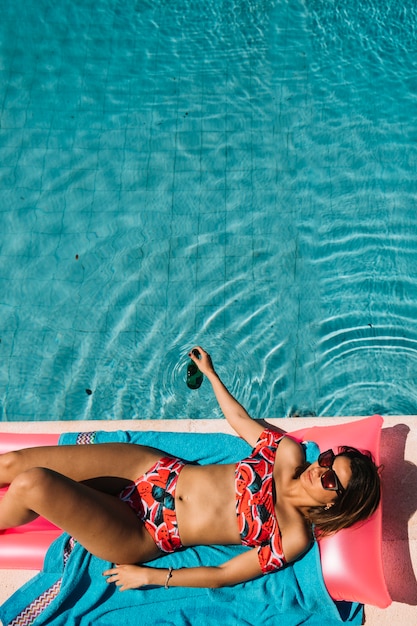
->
[1,416,416,625]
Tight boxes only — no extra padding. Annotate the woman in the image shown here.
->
[0,347,380,591]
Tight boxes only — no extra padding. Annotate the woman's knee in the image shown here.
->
[9,467,56,504]
[0,451,23,486]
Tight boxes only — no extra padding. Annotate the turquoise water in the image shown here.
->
[1,0,417,421]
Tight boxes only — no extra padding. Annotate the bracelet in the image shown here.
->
[164,566,173,589]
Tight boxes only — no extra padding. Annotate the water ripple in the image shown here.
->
[3,0,417,421]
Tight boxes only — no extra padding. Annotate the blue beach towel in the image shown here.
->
[0,430,363,626]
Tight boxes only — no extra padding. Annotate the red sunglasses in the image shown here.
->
[318,449,345,496]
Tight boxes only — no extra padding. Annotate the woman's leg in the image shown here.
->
[0,466,161,564]
[0,443,167,488]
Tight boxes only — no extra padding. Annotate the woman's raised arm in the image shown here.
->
[188,347,285,447]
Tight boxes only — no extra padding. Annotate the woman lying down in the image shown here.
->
[0,347,380,591]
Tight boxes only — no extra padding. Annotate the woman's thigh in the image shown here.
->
[1,443,169,486]
[6,467,162,564]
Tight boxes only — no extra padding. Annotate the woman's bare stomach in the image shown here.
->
[175,462,240,547]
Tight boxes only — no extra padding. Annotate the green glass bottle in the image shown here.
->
[186,349,203,389]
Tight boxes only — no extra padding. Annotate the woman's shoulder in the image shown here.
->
[276,434,306,465]
[281,515,313,563]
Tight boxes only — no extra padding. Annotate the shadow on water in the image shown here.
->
[380,424,417,605]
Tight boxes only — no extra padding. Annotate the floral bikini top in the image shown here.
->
[235,428,286,574]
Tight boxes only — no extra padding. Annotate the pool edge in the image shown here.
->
[1,416,416,626]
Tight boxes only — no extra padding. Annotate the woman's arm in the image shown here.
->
[189,346,286,447]
[104,549,262,591]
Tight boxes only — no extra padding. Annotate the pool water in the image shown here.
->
[1,0,417,421]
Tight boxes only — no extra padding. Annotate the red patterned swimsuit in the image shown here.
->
[235,428,287,574]
[119,456,184,554]
[119,428,287,573]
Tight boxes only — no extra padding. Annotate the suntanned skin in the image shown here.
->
[0,347,351,590]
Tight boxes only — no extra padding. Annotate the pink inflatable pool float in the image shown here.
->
[0,417,391,607]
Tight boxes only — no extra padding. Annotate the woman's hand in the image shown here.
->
[104,552,265,590]
[188,346,216,378]
[188,346,265,447]
[103,564,150,591]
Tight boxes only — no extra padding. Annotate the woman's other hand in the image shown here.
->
[188,346,215,378]
[104,564,149,591]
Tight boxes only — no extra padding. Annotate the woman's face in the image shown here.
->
[301,455,352,506]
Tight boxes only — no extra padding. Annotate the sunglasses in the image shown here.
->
[317,449,345,496]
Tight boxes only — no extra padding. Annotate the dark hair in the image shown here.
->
[307,446,381,537]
